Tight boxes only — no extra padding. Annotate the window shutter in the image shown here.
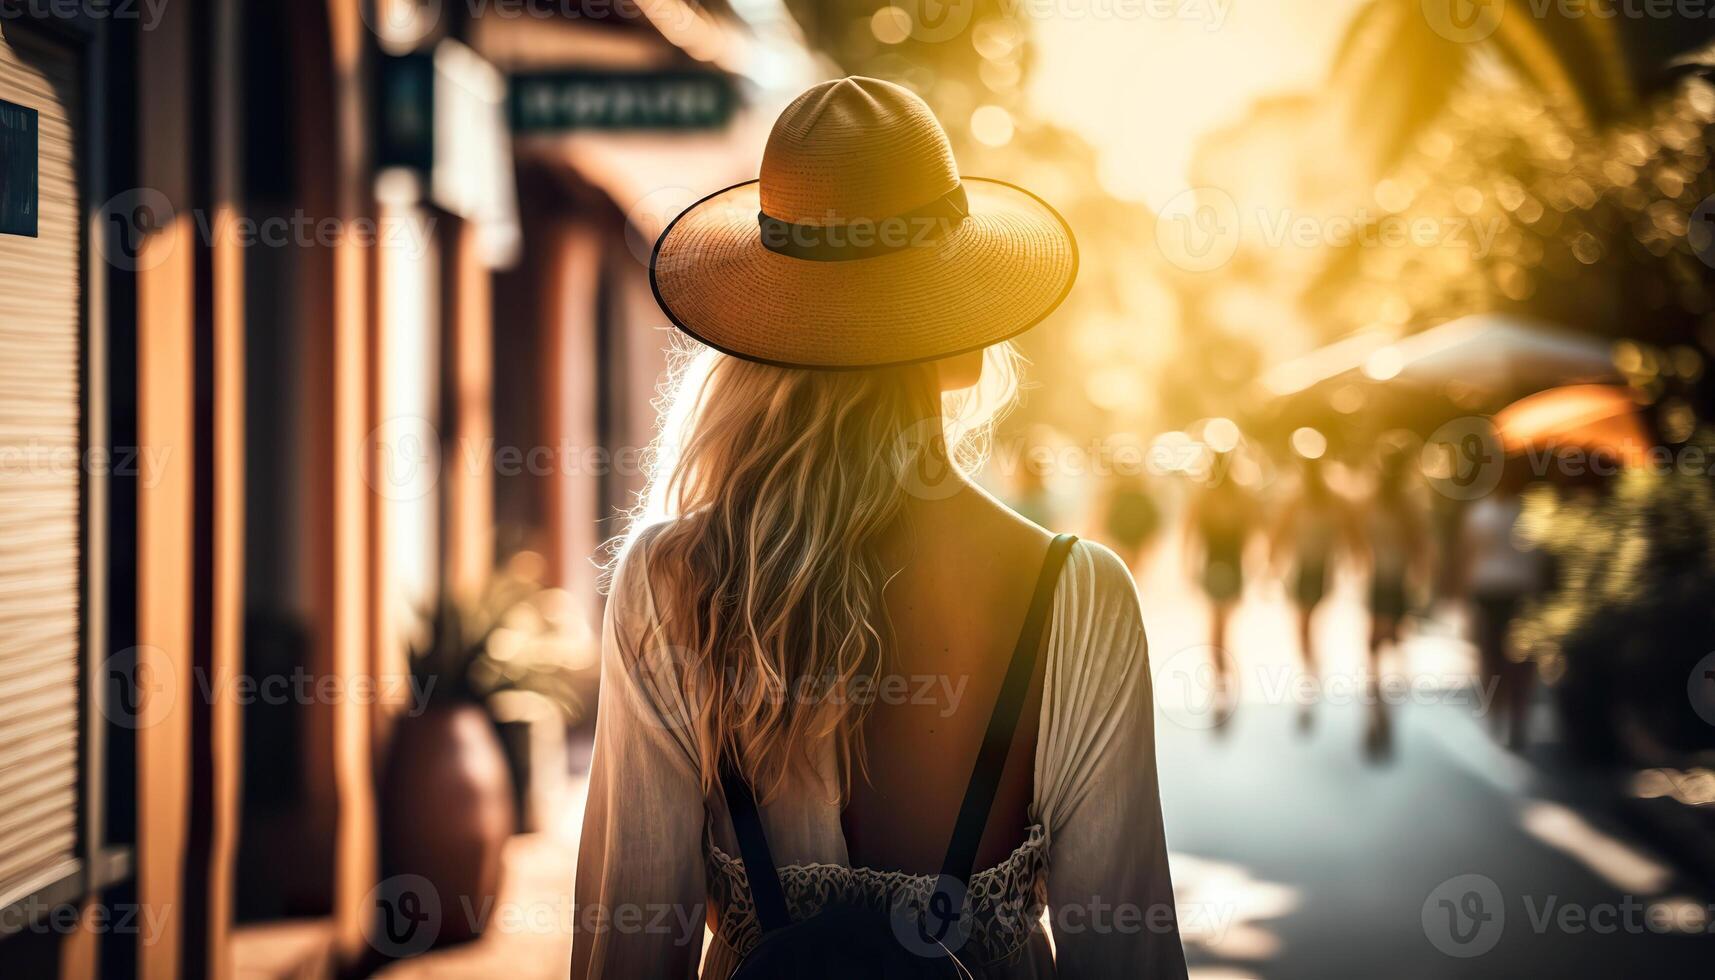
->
[0,24,85,906]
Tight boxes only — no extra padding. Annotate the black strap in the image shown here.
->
[940,533,1076,882]
[720,533,1078,932]
[756,183,970,262]
[721,758,793,933]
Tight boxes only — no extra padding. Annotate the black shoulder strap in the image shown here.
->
[721,758,792,933]
[940,533,1077,883]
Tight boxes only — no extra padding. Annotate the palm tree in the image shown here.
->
[1331,0,1715,178]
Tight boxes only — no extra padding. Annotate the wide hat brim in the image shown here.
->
[650,177,1078,370]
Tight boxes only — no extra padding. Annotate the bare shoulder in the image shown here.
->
[956,481,1056,553]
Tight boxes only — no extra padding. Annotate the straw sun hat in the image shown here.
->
[650,76,1078,370]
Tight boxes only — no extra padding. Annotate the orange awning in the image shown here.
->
[1493,384,1650,467]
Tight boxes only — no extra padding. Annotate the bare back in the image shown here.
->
[841,482,1056,874]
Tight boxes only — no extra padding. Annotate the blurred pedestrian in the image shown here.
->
[1460,459,1546,750]
[1270,455,1355,728]
[1185,454,1254,698]
[1361,443,1429,759]
[1101,470,1164,576]
[1365,443,1429,668]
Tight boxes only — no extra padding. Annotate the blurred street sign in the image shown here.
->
[510,70,737,132]
[0,99,38,238]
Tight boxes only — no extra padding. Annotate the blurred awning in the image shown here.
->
[1494,384,1650,467]
[1260,330,1394,399]
[525,99,780,240]
[1265,314,1619,400]
[1258,314,1623,443]
[475,0,826,240]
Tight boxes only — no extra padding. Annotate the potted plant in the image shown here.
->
[376,562,595,948]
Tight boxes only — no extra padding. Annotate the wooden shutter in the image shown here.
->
[0,22,84,907]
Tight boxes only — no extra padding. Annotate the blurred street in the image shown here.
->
[1135,530,1715,978]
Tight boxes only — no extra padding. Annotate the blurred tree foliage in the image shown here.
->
[780,0,1173,442]
[1516,439,1715,761]
[1311,73,1715,423]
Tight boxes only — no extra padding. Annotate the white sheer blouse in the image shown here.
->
[571,531,1187,979]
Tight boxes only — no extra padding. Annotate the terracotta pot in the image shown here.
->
[380,701,516,946]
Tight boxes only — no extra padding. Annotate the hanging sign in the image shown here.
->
[510,70,736,132]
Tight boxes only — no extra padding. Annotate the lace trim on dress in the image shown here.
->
[706,823,1051,964]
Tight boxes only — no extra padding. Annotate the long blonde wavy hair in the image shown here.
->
[609,338,1023,801]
